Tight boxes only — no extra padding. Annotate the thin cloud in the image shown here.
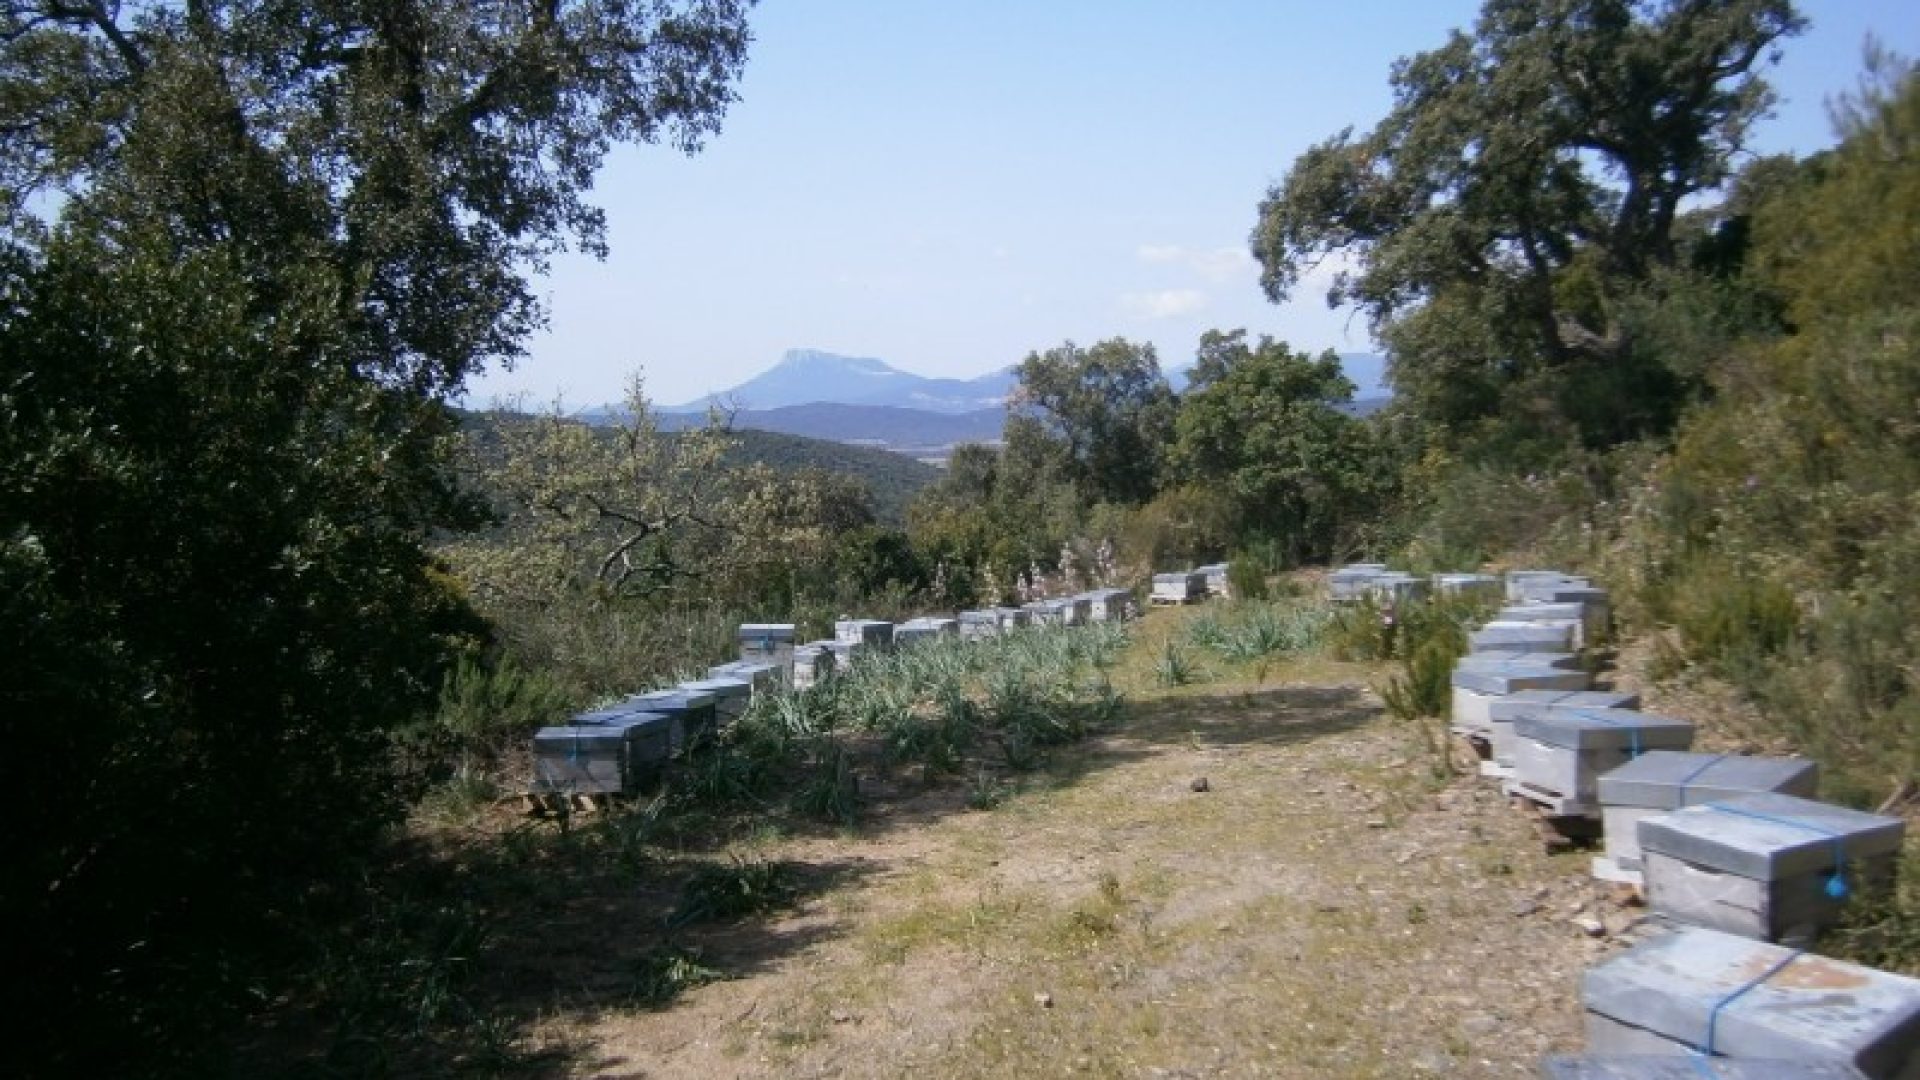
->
[1121,288,1209,320]
[1135,244,1256,284]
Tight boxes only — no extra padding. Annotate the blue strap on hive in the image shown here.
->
[1575,709,1643,758]
[1705,802,1850,899]
[1675,753,1729,806]
[1696,946,1804,1060]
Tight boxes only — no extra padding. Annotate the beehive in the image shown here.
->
[1505,708,1694,817]
[1592,752,1818,883]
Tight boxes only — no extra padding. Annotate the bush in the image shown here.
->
[1226,554,1270,601]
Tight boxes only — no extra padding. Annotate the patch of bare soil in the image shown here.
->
[526,672,1642,1079]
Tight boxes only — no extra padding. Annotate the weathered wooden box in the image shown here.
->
[1198,563,1231,597]
[958,610,1001,639]
[1480,689,1642,778]
[1506,708,1693,817]
[1582,926,1920,1076]
[737,622,796,667]
[1449,664,1594,740]
[1640,793,1903,942]
[1593,752,1818,882]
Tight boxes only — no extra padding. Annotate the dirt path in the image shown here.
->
[523,667,1635,1078]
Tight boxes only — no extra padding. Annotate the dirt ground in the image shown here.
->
[504,645,1652,1079]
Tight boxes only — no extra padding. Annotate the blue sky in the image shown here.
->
[463,1,1920,410]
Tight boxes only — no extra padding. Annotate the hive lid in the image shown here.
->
[1497,603,1587,622]
[1540,1055,1863,1078]
[1512,708,1693,751]
[571,706,641,726]
[534,725,627,749]
[1638,792,1905,879]
[1581,926,1920,1072]
[1452,666,1593,694]
[1598,752,1819,811]
[677,677,751,699]
[1459,651,1584,671]
[1488,690,1641,722]
[625,688,718,712]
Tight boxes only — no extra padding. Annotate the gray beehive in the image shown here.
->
[1198,563,1231,597]
[1023,599,1065,626]
[1450,664,1594,740]
[677,676,752,725]
[1152,571,1207,605]
[1062,595,1092,626]
[1506,708,1693,817]
[1434,572,1502,599]
[791,642,835,690]
[1457,651,1586,673]
[1328,565,1387,601]
[825,638,864,669]
[1480,689,1642,779]
[1640,793,1904,942]
[958,610,1001,638]
[834,619,894,649]
[1361,573,1430,606]
[1515,575,1592,602]
[532,723,629,794]
[737,622,796,667]
[1471,619,1580,654]
[1505,570,1576,601]
[895,618,942,646]
[1499,601,1598,647]
[1583,926,1920,1076]
[994,606,1032,630]
[1540,1055,1864,1078]
[622,688,719,755]
[1084,587,1135,622]
[1594,753,1819,882]
[708,659,784,692]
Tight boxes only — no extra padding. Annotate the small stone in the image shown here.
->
[1572,915,1606,938]
[1510,899,1540,918]
[1034,991,1054,1008]
[830,1009,853,1024]
[1366,818,1389,829]
[1215,921,1232,932]
[1190,776,1210,793]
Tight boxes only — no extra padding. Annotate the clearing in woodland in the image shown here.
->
[448,605,1633,1079]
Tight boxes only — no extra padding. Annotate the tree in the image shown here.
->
[0,1,752,1068]
[1009,338,1177,506]
[1172,330,1382,563]
[1251,0,1803,449]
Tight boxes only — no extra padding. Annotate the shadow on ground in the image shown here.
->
[252,680,1383,1076]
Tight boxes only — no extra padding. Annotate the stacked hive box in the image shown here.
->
[1361,572,1429,607]
[1592,752,1819,885]
[835,619,894,651]
[737,623,796,668]
[994,606,1033,631]
[895,618,943,646]
[1638,793,1905,942]
[1504,708,1694,817]
[1198,563,1231,598]
[1481,690,1642,780]
[532,707,671,795]
[1581,927,1920,1076]
[1496,601,1594,648]
[1023,599,1065,626]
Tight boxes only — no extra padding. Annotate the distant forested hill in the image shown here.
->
[723,428,941,525]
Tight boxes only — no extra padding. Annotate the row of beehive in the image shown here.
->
[529,588,1144,798]
[1396,566,1920,1077]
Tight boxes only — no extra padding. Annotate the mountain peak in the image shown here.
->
[666,349,1015,414]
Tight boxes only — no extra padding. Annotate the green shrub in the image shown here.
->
[1670,560,1799,677]
[1226,555,1269,601]
[668,858,800,928]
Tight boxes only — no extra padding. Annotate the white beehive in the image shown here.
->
[737,622,796,667]
[1449,663,1593,742]
[1480,689,1642,779]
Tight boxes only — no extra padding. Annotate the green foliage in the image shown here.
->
[1154,642,1203,688]
[1010,338,1178,507]
[1173,330,1391,561]
[1252,0,1804,451]
[432,654,573,768]
[629,945,731,1009]
[720,429,939,528]
[1227,555,1270,601]
[669,859,801,928]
